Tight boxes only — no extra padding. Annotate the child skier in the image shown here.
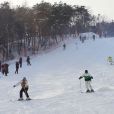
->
[79,70,94,93]
[13,77,31,100]
[107,56,113,65]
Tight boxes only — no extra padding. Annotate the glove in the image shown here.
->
[79,77,82,80]
[13,85,16,88]
[91,76,93,79]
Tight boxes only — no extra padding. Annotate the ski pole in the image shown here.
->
[80,80,83,93]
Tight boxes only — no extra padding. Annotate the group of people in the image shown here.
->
[0,56,31,76]
[1,55,113,100]
[15,56,31,74]
[0,56,32,100]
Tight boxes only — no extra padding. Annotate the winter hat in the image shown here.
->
[85,70,88,73]
[23,77,26,80]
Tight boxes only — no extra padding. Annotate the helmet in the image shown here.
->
[85,70,88,73]
[23,77,26,80]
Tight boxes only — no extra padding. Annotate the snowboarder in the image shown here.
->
[26,56,31,66]
[107,56,113,65]
[19,57,22,68]
[79,70,94,93]
[13,77,31,100]
[15,61,19,74]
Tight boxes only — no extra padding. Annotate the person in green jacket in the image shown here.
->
[79,70,94,93]
[107,56,113,65]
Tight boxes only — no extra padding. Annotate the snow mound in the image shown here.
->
[96,86,114,92]
[33,89,64,99]
[80,32,99,38]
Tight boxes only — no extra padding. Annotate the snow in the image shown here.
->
[1,34,114,114]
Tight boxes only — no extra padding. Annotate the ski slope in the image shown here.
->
[1,34,114,114]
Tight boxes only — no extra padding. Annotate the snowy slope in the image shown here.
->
[0,36,114,114]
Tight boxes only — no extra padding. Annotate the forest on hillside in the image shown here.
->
[0,1,114,61]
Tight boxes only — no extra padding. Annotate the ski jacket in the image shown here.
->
[79,73,93,81]
[107,57,113,62]
[14,80,28,89]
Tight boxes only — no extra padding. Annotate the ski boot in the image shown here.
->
[26,97,31,100]
[18,98,23,101]
[86,89,90,93]
[91,89,94,92]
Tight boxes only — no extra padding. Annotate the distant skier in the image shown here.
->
[63,43,66,50]
[93,35,95,40]
[19,57,22,68]
[79,70,94,93]
[79,35,82,41]
[3,63,9,76]
[0,60,1,72]
[107,56,113,65]
[26,56,31,66]
[13,77,31,100]
[15,61,19,74]
[1,64,5,75]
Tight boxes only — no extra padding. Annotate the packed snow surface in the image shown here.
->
[0,35,114,114]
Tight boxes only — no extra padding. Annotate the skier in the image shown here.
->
[26,56,31,66]
[79,70,94,93]
[107,56,113,65]
[15,61,19,74]
[13,77,31,100]
[0,60,1,72]
[19,57,22,68]
[93,35,95,40]
[63,43,66,50]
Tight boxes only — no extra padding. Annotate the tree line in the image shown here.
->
[0,1,113,61]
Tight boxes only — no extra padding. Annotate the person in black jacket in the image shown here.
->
[0,60,1,72]
[15,61,19,74]
[19,57,22,68]
[26,56,31,66]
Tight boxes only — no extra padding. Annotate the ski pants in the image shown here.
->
[85,81,93,90]
[27,61,31,65]
[15,67,19,74]
[20,87,29,98]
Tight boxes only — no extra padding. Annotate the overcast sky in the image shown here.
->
[0,0,114,20]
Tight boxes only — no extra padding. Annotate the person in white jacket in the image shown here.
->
[13,77,31,100]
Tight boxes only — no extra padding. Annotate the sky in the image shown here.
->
[0,0,114,20]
